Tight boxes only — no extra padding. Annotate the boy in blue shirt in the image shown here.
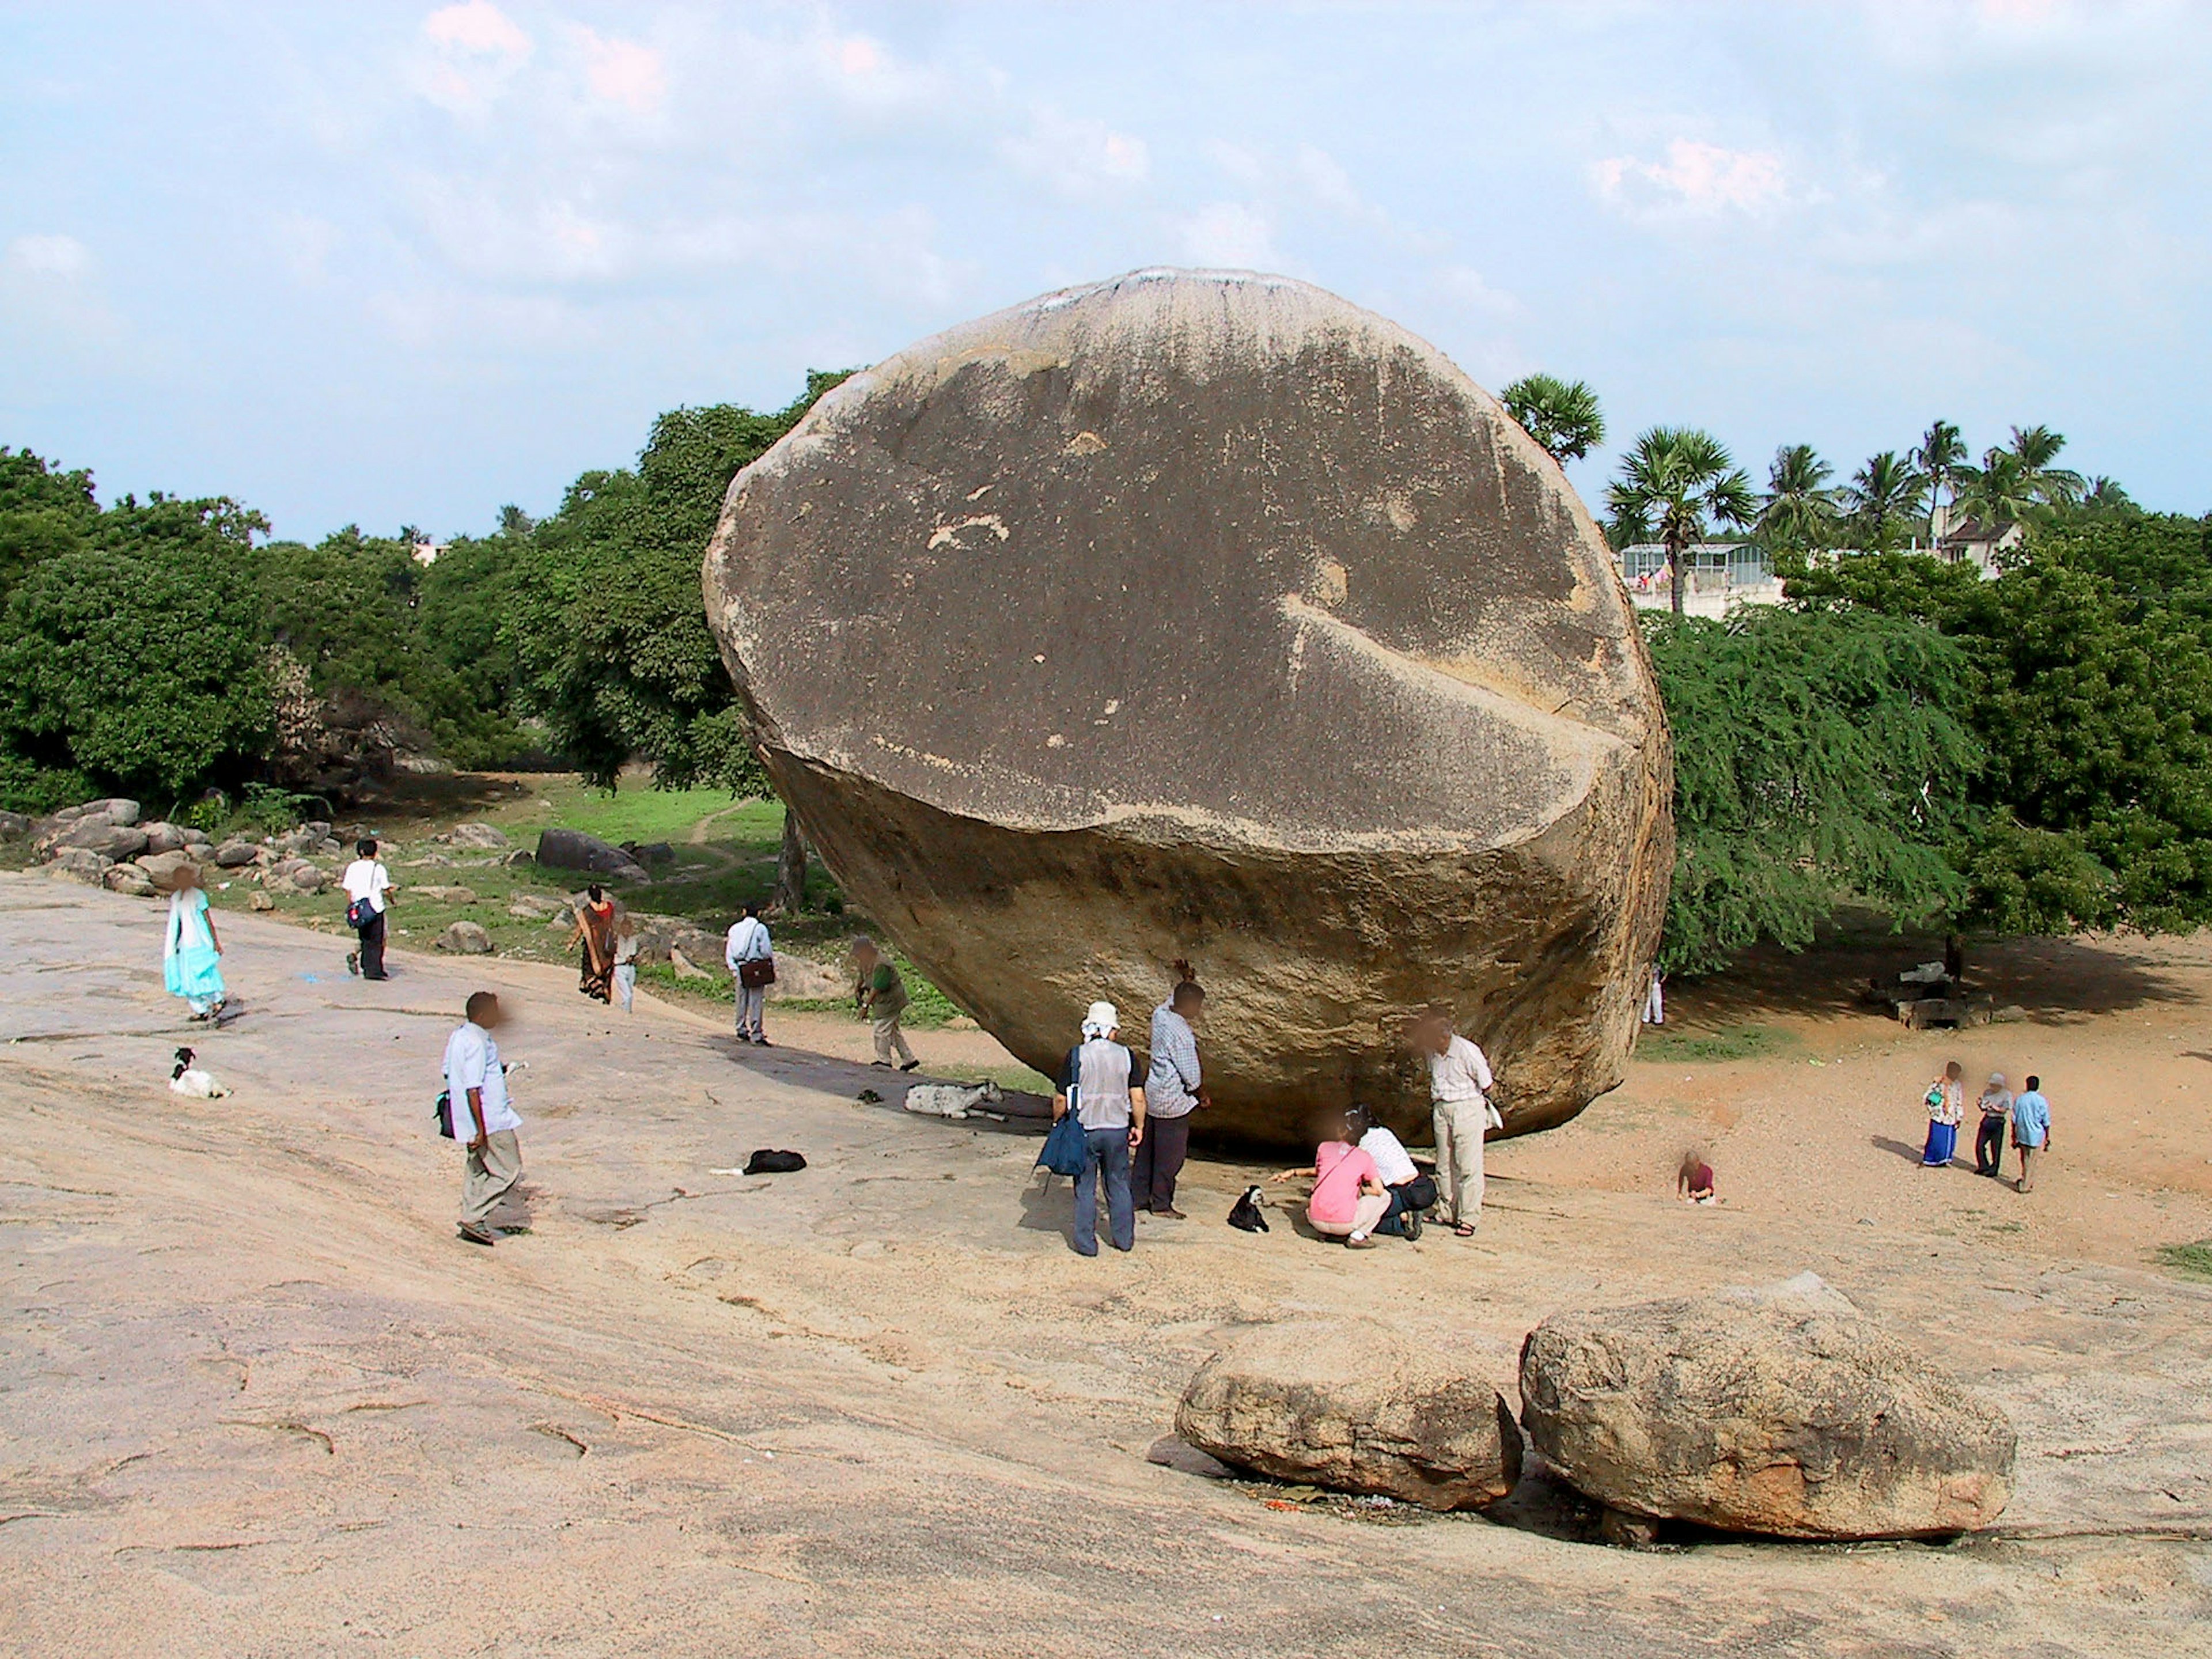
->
[2009,1075,2052,1193]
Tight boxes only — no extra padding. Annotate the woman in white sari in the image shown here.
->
[163,864,228,1021]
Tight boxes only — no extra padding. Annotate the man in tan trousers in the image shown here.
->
[444,991,524,1247]
[1420,1007,1497,1238]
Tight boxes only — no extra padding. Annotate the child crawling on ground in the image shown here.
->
[1677,1150,1716,1205]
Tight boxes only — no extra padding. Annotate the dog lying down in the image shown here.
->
[900,1080,1003,1120]
[169,1046,230,1099]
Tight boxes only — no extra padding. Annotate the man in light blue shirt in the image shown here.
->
[2009,1075,2051,1193]
[1137,976,1207,1219]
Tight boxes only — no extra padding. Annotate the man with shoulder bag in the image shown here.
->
[725,902,774,1046]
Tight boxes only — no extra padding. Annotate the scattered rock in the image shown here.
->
[138,821,187,855]
[623,840,676,866]
[502,849,535,868]
[507,893,567,922]
[263,859,327,894]
[103,865,156,897]
[536,826,650,882]
[1518,1274,2016,1540]
[414,885,479,906]
[212,842,261,869]
[703,268,1670,1146]
[133,850,201,892]
[406,852,457,868]
[86,797,141,827]
[435,921,494,955]
[1175,1317,1522,1512]
[61,821,151,861]
[768,952,845,1001]
[177,827,212,847]
[0,810,32,839]
[249,891,276,911]
[47,848,112,884]
[669,948,713,980]
[450,823,510,850]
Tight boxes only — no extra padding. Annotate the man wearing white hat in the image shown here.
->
[1051,1001,1148,1256]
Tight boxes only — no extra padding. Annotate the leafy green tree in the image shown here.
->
[1645,605,1979,973]
[1756,442,1840,552]
[510,372,851,791]
[1499,374,1606,464]
[0,447,103,601]
[1606,427,1756,615]
[1842,451,1928,553]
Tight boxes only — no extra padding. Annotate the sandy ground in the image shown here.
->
[3,875,2210,1658]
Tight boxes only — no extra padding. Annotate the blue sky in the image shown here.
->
[4,1,2207,539]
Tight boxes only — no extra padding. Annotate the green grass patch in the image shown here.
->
[2153,1239,2212,1282]
[497,775,777,847]
[1639,1022,1795,1063]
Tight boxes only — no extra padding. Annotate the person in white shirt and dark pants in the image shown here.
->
[444,991,522,1246]
[1420,1007,1497,1237]
[725,903,772,1045]
[342,838,397,981]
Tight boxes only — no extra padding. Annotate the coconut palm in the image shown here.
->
[1499,374,1607,465]
[2006,424,2085,505]
[1842,452,1929,554]
[1951,448,2042,528]
[1606,427,1756,615]
[1914,419,1968,541]
[1757,442,1840,552]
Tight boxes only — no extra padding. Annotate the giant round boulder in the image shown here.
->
[704,268,1670,1143]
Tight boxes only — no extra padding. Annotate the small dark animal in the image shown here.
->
[1227,1185,1270,1233]
[743,1149,808,1175]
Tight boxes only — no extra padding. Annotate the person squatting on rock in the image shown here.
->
[1344,1103,1430,1239]
[852,937,916,1071]
[2010,1075,2052,1193]
[1421,1007,1498,1237]
[162,862,228,1021]
[1677,1150,1715,1203]
[725,902,772,1045]
[1974,1072,2014,1177]
[342,837,396,981]
[1136,967,1207,1218]
[1921,1060,1966,1168]
[1052,1002,1147,1256]
[1272,1112,1392,1248]
[444,991,523,1247]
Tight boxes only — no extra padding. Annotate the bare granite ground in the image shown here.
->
[3,874,2210,1657]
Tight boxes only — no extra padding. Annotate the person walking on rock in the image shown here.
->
[1974,1072,2013,1177]
[725,902,772,1045]
[2010,1074,2052,1193]
[162,863,228,1021]
[342,837,397,981]
[569,885,617,1003]
[852,937,916,1071]
[1137,969,1207,1218]
[1052,1002,1146,1256]
[1421,1009,1497,1237]
[1921,1060,1965,1168]
[444,991,522,1247]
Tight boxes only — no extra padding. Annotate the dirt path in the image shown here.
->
[2,874,2209,1657]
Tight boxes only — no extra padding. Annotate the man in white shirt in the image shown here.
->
[1346,1103,1433,1241]
[342,838,397,981]
[443,991,522,1246]
[1421,1007,1497,1237]
[725,902,772,1046]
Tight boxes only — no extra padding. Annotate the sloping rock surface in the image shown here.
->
[1518,1275,2016,1539]
[705,267,1670,1143]
[1176,1317,1521,1510]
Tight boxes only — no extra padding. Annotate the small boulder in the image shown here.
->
[139,821,187,855]
[435,921,494,955]
[502,849,535,868]
[536,825,650,882]
[84,797,141,827]
[768,952,846,1001]
[669,948,714,980]
[263,859,326,893]
[178,827,212,847]
[47,848,112,884]
[211,841,261,869]
[414,885,478,905]
[103,865,156,897]
[1175,1318,1522,1512]
[0,810,30,839]
[62,821,150,860]
[507,893,567,922]
[1518,1275,2016,1540]
[450,823,510,850]
[249,891,275,911]
[134,850,201,892]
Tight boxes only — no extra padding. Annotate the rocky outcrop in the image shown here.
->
[704,268,1669,1145]
[536,827,650,883]
[1518,1275,2015,1539]
[1175,1318,1521,1511]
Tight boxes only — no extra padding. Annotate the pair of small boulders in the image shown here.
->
[1174,1275,2014,1539]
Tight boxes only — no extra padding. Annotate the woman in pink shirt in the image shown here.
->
[1272,1118,1392,1248]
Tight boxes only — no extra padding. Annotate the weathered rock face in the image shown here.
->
[1518,1276,2016,1539]
[705,268,1671,1143]
[1175,1318,1521,1511]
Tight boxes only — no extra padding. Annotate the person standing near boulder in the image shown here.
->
[443,991,523,1247]
[851,937,916,1071]
[2010,1075,2052,1193]
[1052,1002,1146,1256]
[1137,969,1207,1218]
[1973,1073,2014,1178]
[342,838,397,981]
[162,863,227,1021]
[1421,1009,1497,1238]
[725,902,772,1045]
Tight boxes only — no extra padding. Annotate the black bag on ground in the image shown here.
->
[743,1149,806,1174]
[1228,1185,1270,1232]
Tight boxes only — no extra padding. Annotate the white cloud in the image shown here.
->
[423,2,529,59]
[5,232,93,277]
[1001,107,1150,196]
[1433,264,1520,317]
[576,27,665,115]
[1592,139,1791,217]
[1177,202,1278,268]
[416,1,531,112]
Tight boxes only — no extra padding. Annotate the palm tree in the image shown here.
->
[1500,374,1606,464]
[1951,448,2041,528]
[1606,427,1757,615]
[1914,419,1968,543]
[1842,452,1929,554]
[2006,425,2085,505]
[497,503,536,537]
[1757,443,1840,552]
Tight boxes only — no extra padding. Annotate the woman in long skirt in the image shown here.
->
[567,884,617,1003]
[163,864,228,1021]
[1921,1059,1965,1167]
